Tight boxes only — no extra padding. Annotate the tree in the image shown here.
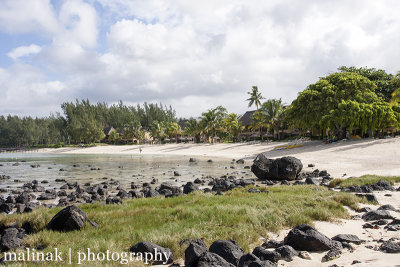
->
[338,66,396,102]
[199,106,228,143]
[390,71,400,106]
[285,72,400,138]
[249,110,268,140]
[184,118,200,142]
[224,113,243,142]
[246,86,264,110]
[108,130,120,144]
[261,98,284,139]
[166,122,182,143]
[150,121,164,143]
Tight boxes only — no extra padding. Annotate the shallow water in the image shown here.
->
[0,153,252,191]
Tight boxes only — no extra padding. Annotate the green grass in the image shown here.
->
[0,186,362,266]
[329,175,400,188]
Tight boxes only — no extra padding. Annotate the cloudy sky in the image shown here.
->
[1,0,400,118]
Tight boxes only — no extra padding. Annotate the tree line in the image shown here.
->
[1,66,399,147]
[0,100,176,147]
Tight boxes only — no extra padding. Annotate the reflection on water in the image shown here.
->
[0,153,251,190]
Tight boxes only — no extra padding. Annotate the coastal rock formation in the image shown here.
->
[129,241,173,264]
[283,224,340,251]
[361,210,394,221]
[184,239,207,267]
[251,155,303,181]
[0,228,25,251]
[47,205,86,232]
[209,239,244,266]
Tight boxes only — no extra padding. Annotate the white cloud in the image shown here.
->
[1,0,400,117]
[0,0,59,34]
[8,44,42,60]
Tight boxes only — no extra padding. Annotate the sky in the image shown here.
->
[1,0,400,118]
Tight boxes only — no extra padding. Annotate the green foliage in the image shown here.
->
[338,66,396,102]
[286,72,400,137]
[223,113,244,142]
[199,106,228,142]
[261,98,284,139]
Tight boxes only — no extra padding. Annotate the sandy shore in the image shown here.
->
[40,137,400,178]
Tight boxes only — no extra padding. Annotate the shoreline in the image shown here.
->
[33,137,400,178]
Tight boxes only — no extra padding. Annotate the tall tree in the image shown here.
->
[286,72,400,138]
[224,113,243,142]
[246,86,264,110]
[199,106,228,143]
[261,98,284,139]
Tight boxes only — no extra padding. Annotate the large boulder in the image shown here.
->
[129,241,173,264]
[197,252,235,267]
[283,224,340,251]
[0,228,23,251]
[47,205,86,232]
[209,239,244,266]
[184,239,207,267]
[361,210,394,221]
[251,155,303,181]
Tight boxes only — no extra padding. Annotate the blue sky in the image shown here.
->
[1,0,400,118]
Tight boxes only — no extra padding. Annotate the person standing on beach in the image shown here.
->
[139,148,142,153]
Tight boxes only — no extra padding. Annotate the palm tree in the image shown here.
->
[247,86,264,110]
[224,113,243,142]
[199,106,227,143]
[184,118,200,142]
[250,110,268,140]
[261,98,284,140]
[166,122,182,143]
[150,121,164,143]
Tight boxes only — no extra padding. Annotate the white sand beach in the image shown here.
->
[41,137,400,178]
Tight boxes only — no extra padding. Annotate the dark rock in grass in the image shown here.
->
[248,188,261,193]
[0,228,23,251]
[262,240,283,249]
[197,252,235,267]
[88,219,99,228]
[129,241,173,264]
[362,210,394,221]
[212,179,233,192]
[159,183,182,195]
[280,180,290,185]
[305,177,319,185]
[379,241,400,253]
[16,204,25,213]
[129,190,144,198]
[6,195,15,204]
[251,155,303,181]
[106,197,123,205]
[371,180,394,191]
[321,249,342,262]
[184,239,207,267]
[183,182,199,194]
[275,245,298,261]
[332,234,363,245]
[144,189,160,198]
[209,239,244,266]
[0,203,14,214]
[355,194,378,203]
[284,224,339,251]
[24,202,39,213]
[117,190,130,199]
[377,204,397,211]
[252,247,280,263]
[47,205,86,232]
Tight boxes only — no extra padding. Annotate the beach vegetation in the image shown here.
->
[0,186,361,266]
[329,175,400,188]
